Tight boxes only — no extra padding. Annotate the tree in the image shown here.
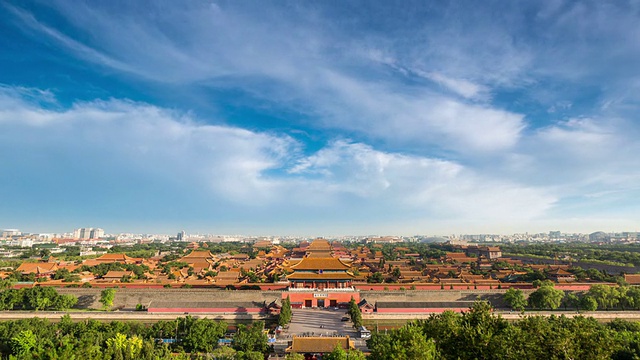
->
[0,279,14,290]
[233,321,268,354]
[528,283,564,310]
[279,296,292,326]
[100,288,116,309]
[236,350,264,360]
[53,268,71,280]
[580,295,598,311]
[39,248,51,258]
[324,344,366,360]
[182,319,227,353]
[368,272,384,283]
[368,323,439,360]
[211,346,237,360]
[627,286,640,309]
[105,333,143,359]
[22,286,60,310]
[565,292,580,310]
[588,284,618,310]
[12,329,37,356]
[503,288,527,311]
[285,353,305,360]
[53,294,78,310]
[348,297,362,328]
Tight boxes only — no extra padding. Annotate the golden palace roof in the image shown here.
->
[306,238,332,251]
[289,257,351,271]
[287,272,355,280]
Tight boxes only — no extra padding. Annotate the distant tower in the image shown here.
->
[90,228,104,239]
[177,230,186,241]
[74,227,104,239]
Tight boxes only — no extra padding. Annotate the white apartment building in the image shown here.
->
[73,227,104,239]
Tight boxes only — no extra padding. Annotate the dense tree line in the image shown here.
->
[504,283,640,312]
[0,316,269,359]
[78,262,150,279]
[0,286,77,311]
[368,301,640,360]
[501,242,640,267]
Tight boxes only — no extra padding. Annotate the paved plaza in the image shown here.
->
[286,308,358,337]
[273,308,369,354]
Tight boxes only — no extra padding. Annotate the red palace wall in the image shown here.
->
[283,291,360,308]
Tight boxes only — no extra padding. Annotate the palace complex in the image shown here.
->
[283,239,359,308]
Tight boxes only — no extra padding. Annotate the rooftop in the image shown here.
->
[286,336,354,353]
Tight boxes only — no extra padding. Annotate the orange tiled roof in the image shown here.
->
[306,239,332,250]
[548,268,574,276]
[180,250,214,259]
[17,262,58,274]
[102,270,134,279]
[287,336,354,353]
[253,240,272,248]
[215,271,240,279]
[625,274,640,284]
[290,257,351,271]
[287,272,355,280]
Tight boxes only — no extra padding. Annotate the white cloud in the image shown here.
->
[0,87,555,233]
[415,71,489,100]
[289,140,554,221]
[316,72,525,152]
[0,87,298,204]
[495,115,640,220]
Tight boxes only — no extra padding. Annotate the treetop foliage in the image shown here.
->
[369,301,640,360]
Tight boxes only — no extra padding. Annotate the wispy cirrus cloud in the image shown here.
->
[3,1,527,155]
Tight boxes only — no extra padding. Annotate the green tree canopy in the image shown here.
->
[504,288,527,311]
[100,288,116,309]
[528,284,564,310]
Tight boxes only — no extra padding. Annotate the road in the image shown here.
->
[0,311,269,322]
[363,310,640,322]
[3,309,640,323]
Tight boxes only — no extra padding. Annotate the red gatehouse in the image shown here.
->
[282,238,360,308]
[283,290,360,309]
[286,256,355,290]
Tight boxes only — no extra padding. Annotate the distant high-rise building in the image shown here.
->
[1,229,21,238]
[177,230,186,241]
[73,228,104,239]
[90,228,104,239]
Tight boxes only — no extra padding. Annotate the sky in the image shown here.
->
[1,1,640,236]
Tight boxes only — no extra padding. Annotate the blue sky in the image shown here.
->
[1,0,640,236]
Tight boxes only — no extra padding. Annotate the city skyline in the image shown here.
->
[1,1,640,235]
